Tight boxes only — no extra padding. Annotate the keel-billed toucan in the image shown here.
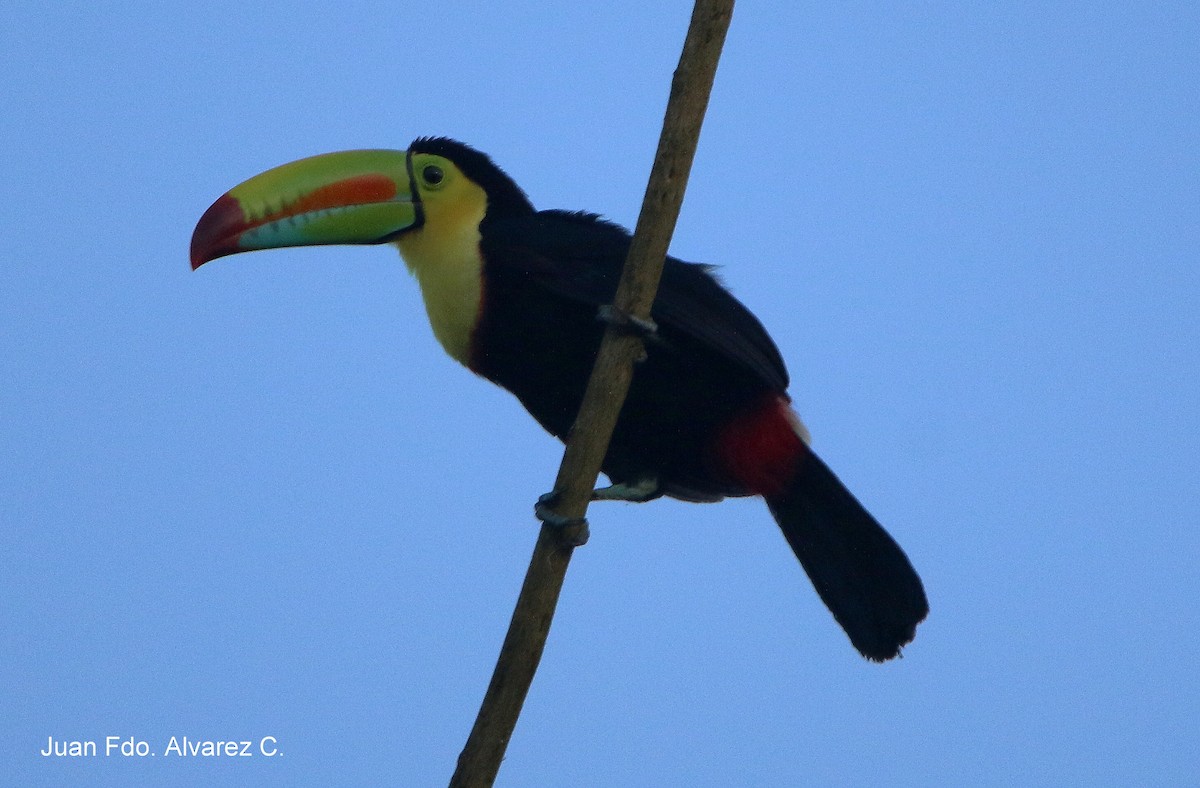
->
[190,137,928,661]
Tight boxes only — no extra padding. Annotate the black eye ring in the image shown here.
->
[423,165,445,186]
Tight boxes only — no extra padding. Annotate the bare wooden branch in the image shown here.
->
[449,3,734,786]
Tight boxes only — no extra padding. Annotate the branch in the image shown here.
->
[449,3,734,785]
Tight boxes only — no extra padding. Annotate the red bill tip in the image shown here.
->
[190,193,247,270]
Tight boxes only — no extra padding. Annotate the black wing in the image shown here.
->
[480,210,789,392]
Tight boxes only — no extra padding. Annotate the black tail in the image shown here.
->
[765,449,928,661]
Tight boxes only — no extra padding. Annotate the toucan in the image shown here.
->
[190,137,928,661]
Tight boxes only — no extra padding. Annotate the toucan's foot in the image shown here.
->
[591,476,662,503]
[597,304,659,341]
[534,490,590,546]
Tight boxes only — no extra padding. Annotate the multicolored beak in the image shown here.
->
[190,149,420,270]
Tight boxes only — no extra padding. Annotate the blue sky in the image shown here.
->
[3,2,1197,785]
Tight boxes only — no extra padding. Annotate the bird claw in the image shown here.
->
[591,476,661,503]
[534,475,659,545]
[534,490,590,546]
[597,304,659,341]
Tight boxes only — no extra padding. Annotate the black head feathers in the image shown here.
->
[410,137,536,221]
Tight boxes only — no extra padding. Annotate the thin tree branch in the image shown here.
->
[449,3,734,786]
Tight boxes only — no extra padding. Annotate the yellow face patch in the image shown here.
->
[394,154,489,366]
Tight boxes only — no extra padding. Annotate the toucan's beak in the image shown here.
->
[190,149,420,270]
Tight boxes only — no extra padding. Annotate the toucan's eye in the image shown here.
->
[422,165,445,186]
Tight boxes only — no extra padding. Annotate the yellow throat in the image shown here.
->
[393,182,488,366]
